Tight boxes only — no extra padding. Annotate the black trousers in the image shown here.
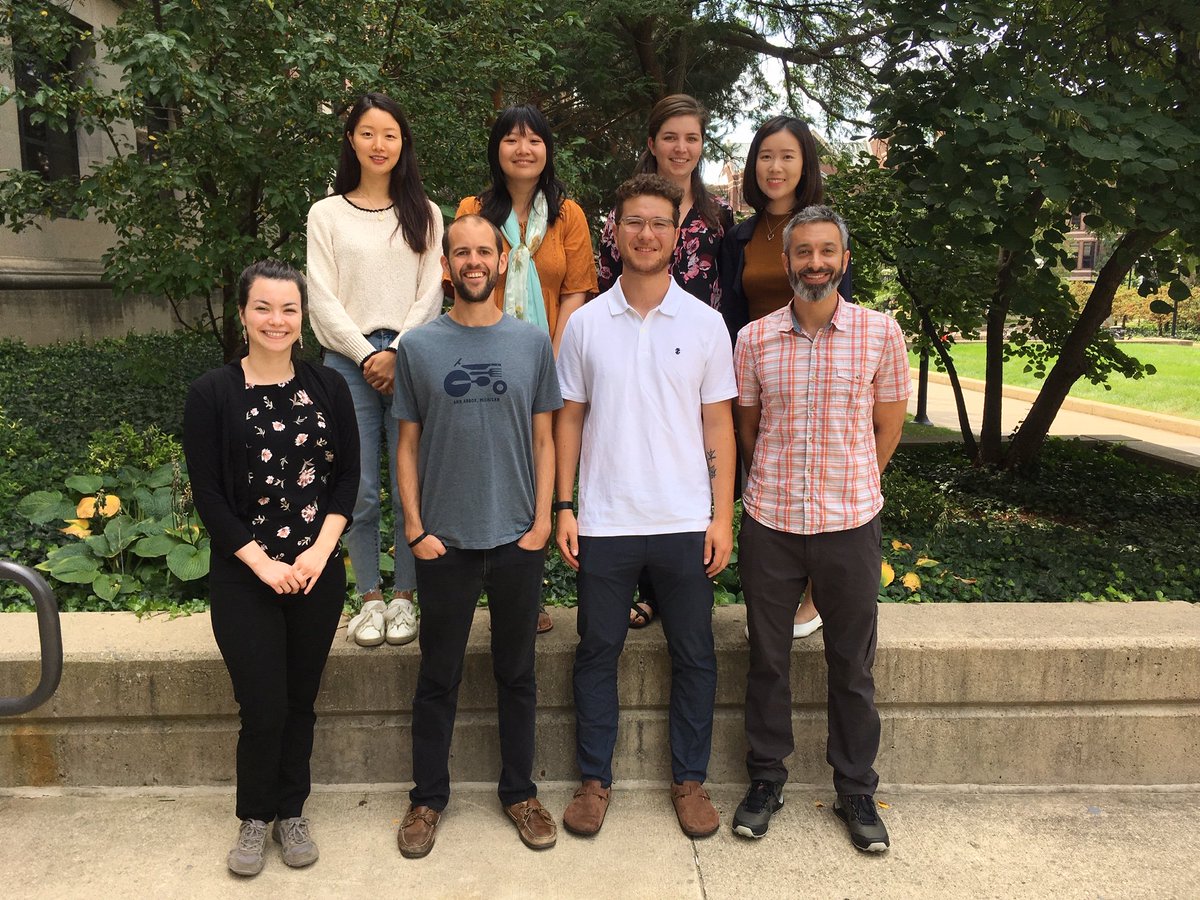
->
[574,532,716,786]
[740,512,882,796]
[208,550,345,822]
[410,541,543,811]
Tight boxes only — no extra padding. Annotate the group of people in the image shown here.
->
[181,90,910,878]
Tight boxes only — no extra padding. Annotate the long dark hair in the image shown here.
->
[635,94,722,230]
[741,116,823,215]
[333,93,434,254]
[478,105,566,229]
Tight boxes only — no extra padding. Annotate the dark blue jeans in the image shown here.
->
[410,540,544,811]
[574,532,716,786]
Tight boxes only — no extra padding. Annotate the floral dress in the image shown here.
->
[241,379,335,563]
[597,197,735,308]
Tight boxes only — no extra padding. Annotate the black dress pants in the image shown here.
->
[410,540,544,811]
[740,512,882,796]
[209,551,345,822]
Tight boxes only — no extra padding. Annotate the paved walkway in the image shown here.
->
[908,373,1200,459]
[2,783,1195,898]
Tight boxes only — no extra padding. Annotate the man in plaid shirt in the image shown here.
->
[730,205,910,851]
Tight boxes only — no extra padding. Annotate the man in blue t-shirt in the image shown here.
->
[391,215,563,859]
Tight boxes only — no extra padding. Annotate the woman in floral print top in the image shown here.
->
[596,94,735,309]
[183,260,359,877]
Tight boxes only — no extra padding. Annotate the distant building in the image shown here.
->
[0,0,194,344]
[1066,214,1104,281]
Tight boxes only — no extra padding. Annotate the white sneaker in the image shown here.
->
[346,599,386,647]
[744,613,823,641]
[384,597,418,645]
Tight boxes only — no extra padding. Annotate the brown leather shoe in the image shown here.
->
[505,797,557,850]
[562,780,611,836]
[397,804,440,858]
[671,781,719,837]
[537,609,554,634]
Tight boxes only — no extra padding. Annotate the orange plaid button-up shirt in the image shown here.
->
[734,298,911,535]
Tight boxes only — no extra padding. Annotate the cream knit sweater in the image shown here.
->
[306,194,446,365]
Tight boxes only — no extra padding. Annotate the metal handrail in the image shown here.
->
[0,561,63,716]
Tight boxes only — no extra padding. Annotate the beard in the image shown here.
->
[451,267,499,304]
[787,261,843,303]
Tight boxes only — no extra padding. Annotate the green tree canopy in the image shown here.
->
[864,0,1200,468]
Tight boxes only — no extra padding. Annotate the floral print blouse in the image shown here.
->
[597,197,735,308]
[241,379,335,562]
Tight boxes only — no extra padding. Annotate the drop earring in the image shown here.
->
[299,332,304,350]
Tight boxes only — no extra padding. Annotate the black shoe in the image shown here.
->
[834,794,890,852]
[732,780,784,838]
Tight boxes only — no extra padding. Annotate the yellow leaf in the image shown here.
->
[77,494,120,518]
[915,556,939,568]
[813,800,825,808]
[891,539,911,551]
[61,519,91,538]
[880,561,895,587]
[902,572,922,591]
[877,801,891,809]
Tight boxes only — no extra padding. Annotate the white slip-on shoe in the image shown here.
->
[384,597,418,646]
[346,599,386,647]
[792,613,823,639]
[744,613,824,641]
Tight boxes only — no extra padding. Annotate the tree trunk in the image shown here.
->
[221,272,240,363]
[895,268,979,456]
[1004,227,1168,470]
[978,249,1016,465]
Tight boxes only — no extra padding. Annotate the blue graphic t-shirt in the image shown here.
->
[391,313,562,549]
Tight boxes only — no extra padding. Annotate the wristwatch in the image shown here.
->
[552,501,575,513]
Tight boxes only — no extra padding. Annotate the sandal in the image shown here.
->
[628,601,655,629]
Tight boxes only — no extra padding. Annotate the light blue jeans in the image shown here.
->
[324,330,415,595]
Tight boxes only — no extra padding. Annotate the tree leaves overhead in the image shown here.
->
[863,0,1200,468]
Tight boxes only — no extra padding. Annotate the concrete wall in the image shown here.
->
[2,602,1197,788]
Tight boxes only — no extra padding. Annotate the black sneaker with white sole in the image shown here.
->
[731,779,785,838]
[834,793,890,852]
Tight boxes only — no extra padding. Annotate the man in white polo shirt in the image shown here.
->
[554,173,737,839]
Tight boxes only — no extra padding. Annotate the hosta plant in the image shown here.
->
[17,463,209,610]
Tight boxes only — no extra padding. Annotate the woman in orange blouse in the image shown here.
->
[455,104,597,356]
[457,104,597,634]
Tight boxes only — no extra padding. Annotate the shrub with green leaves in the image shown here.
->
[17,465,209,613]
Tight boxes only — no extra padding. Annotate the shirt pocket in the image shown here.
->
[831,368,869,407]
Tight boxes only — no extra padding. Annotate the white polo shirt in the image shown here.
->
[557,277,737,536]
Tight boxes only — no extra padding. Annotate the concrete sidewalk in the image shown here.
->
[2,782,1196,899]
[907,372,1200,459]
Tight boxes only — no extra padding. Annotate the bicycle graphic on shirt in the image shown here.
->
[443,358,508,398]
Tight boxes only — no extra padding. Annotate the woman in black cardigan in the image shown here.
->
[183,259,359,877]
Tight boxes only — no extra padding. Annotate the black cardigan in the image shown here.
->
[183,359,360,560]
[718,212,854,345]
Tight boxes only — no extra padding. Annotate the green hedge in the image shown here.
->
[2,332,1198,611]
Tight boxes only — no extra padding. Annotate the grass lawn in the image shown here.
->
[910,342,1200,420]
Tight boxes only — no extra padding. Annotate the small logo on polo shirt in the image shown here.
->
[675,347,680,355]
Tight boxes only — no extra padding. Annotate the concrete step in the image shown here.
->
[2,603,1198,788]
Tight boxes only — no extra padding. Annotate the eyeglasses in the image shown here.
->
[618,216,676,234]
